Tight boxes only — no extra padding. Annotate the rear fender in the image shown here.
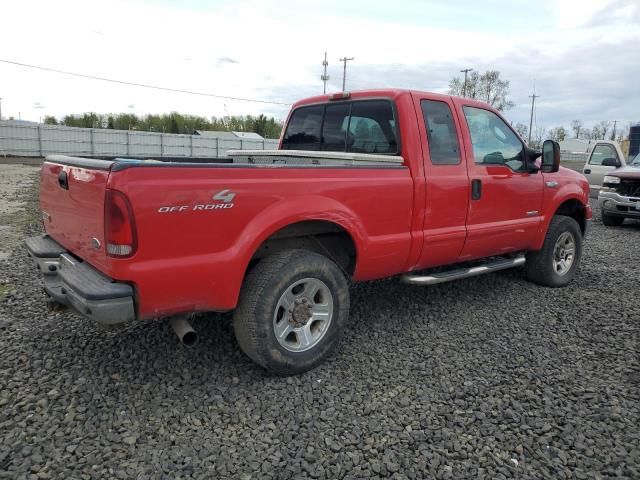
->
[218,195,366,308]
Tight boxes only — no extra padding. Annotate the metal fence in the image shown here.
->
[0,122,279,158]
[560,151,589,163]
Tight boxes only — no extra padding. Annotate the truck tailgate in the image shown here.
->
[40,158,112,270]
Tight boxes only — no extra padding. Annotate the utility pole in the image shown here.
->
[339,56,354,92]
[611,120,617,141]
[321,52,330,95]
[528,92,539,145]
[460,68,472,97]
[0,97,3,121]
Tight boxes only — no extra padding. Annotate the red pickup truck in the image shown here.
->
[26,89,592,375]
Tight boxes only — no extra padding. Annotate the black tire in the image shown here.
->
[601,210,624,227]
[233,249,350,375]
[525,216,583,288]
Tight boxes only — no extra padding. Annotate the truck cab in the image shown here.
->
[582,140,627,195]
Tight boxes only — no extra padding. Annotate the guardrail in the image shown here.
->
[0,122,279,158]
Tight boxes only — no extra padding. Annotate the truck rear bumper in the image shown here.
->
[25,235,135,325]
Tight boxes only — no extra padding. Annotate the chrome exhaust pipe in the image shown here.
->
[169,315,199,347]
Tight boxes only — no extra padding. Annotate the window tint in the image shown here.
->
[421,100,461,165]
[589,144,619,165]
[282,105,323,150]
[321,103,350,151]
[282,100,399,155]
[348,101,398,154]
[463,107,524,171]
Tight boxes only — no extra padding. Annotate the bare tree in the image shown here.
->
[548,126,567,142]
[514,122,529,140]
[530,126,547,149]
[598,121,612,140]
[448,70,514,111]
[591,125,604,140]
[570,120,583,139]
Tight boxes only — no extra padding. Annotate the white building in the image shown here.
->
[559,138,590,153]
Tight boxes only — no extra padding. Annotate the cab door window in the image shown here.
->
[589,144,619,165]
[463,106,524,171]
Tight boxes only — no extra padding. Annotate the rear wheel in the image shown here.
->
[233,249,350,375]
[601,210,624,226]
[525,216,583,287]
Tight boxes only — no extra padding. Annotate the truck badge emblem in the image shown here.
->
[213,189,236,203]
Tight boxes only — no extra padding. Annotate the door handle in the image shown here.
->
[471,179,482,200]
[58,170,69,190]
[584,169,591,174]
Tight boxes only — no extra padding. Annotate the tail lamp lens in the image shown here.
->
[105,189,137,257]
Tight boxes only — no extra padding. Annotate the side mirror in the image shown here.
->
[601,157,620,168]
[541,139,561,173]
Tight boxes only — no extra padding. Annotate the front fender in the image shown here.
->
[534,179,589,250]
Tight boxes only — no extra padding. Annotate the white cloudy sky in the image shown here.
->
[1,0,639,130]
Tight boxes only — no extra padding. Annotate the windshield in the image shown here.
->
[630,153,640,166]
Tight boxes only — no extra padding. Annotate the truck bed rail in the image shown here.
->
[227,149,405,167]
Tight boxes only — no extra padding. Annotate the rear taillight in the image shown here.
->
[104,189,137,258]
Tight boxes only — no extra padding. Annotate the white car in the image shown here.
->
[582,141,627,196]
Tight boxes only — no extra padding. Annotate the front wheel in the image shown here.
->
[525,216,583,287]
[233,249,350,375]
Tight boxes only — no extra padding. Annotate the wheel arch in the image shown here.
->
[553,197,587,235]
[246,219,359,277]
[532,192,589,252]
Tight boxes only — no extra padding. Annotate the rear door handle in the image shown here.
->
[471,179,482,200]
[58,170,69,190]
[584,169,591,174]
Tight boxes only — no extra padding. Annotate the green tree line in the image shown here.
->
[43,112,283,139]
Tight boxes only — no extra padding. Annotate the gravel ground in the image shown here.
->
[0,164,40,260]
[0,165,638,479]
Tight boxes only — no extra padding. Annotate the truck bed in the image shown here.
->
[39,153,413,319]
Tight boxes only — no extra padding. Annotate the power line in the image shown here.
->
[0,58,291,106]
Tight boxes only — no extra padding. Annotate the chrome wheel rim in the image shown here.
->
[273,277,334,353]
[553,231,576,276]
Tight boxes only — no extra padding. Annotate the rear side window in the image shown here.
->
[321,103,350,152]
[421,100,461,165]
[282,105,323,150]
[282,100,399,155]
[348,101,398,154]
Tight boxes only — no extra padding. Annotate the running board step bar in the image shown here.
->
[401,255,526,285]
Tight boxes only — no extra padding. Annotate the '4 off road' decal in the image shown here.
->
[157,189,236,213]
